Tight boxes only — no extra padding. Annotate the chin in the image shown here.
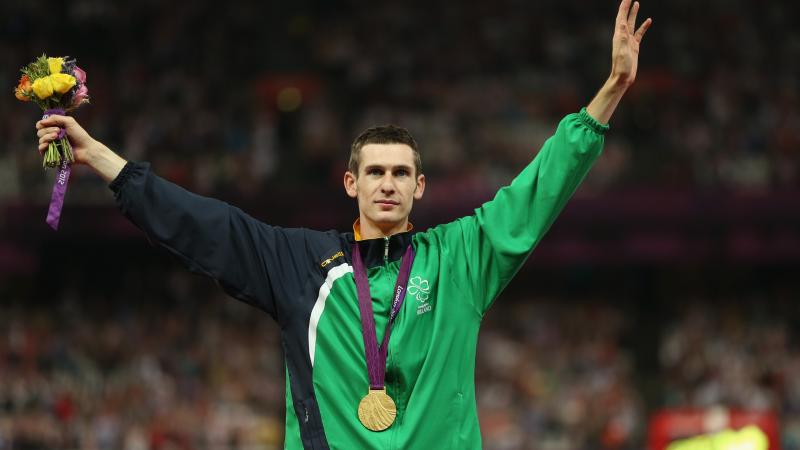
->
[370,213,405,227]
[372,216,401,226]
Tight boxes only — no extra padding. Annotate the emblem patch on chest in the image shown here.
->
[408,276,432,315]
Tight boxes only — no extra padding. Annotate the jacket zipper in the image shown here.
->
[383,236,389,264]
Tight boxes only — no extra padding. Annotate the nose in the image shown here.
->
[380,173,395,194]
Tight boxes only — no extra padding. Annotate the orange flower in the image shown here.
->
[18,74,31,89]
[15,74,32,101]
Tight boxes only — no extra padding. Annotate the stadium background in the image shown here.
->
[1,0,799,448]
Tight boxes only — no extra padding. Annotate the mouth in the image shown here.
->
[375,200,399,210]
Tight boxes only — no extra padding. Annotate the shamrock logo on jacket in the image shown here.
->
[408,276,430,302]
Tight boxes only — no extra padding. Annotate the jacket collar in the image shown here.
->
[350,219,415,268]
[352,218,413,241]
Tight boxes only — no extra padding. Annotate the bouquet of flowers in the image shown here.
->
[14,54,89,230]
[15,54,89,168]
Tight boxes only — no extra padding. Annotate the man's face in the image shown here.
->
[344,143,425,235]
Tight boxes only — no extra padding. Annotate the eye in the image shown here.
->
[367,168,383,176]
[394,169,409,177]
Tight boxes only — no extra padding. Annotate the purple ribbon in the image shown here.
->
[43,108,70,230]
[352,243,415,390]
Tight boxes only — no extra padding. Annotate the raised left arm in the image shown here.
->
[586,0,653,124]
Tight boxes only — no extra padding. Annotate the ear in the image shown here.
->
[413,174,426,200]
[344,171,358,198]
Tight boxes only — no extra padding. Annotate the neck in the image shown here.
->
[357,216,409,240]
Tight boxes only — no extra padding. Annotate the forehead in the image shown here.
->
[358,143,415,170]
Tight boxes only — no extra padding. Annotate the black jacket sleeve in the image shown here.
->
[109,161,301,320]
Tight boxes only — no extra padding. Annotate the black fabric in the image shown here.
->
[293,395,329,449]
[354,232,414,269]
[109,162,417,450]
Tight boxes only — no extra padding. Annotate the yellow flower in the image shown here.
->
[32,77,54,99]
[50,73,76,94]
[48,57,64,75]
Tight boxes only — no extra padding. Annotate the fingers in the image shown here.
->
[616,0,632,25]
[635,17,653,42]
[38,129,60,153]
[36,125,63,155]
[627,1,639,31]
[36,115,71,130]
[37,127,60,139]
[36,116,71,155]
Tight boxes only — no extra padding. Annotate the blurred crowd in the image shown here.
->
[2,263,799,450]
[1,0,799,210]
[477,301,642,450]
[658,297,800,449]
[0,269,286,450]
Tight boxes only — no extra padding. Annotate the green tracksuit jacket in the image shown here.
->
[110,108,607,449]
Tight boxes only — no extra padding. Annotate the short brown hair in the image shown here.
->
[348,125,422,176]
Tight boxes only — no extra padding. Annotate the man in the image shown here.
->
[35,1,651,448]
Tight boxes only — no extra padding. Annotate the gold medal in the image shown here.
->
[352,245,412,432]
[357,388,396,431]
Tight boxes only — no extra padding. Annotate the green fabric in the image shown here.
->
[285,109,605,449]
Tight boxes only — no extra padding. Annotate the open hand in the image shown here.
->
[610,0,652,87]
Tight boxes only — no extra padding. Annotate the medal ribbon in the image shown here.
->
[352,243,414,390]
[43,108,71,230]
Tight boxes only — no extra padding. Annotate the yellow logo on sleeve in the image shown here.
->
[320,251,344,268]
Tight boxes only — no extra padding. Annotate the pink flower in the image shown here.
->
[73,66,86,84]
[71,84,89,107]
